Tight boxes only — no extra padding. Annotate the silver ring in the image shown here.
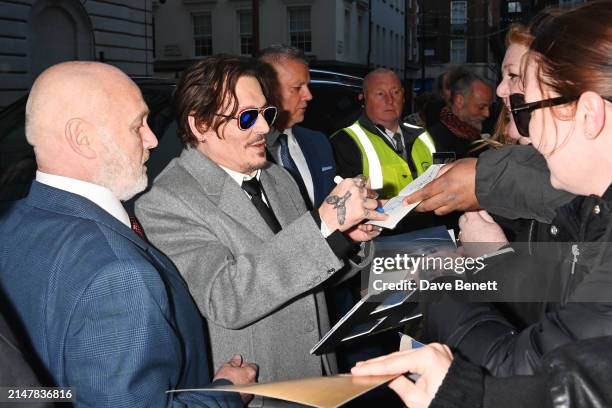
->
[353,175,368,189]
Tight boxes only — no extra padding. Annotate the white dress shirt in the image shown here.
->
[36,171,131,227]
[219,166,270,205]
[267,128,315,206]
[219,165,331,237]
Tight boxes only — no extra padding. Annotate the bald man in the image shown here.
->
[331,68,436,199]
[0,61,254,407]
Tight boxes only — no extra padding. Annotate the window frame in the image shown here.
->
[288,6,312,53]
[237,10,253,56]
[450,1,467,25]
[192,13,213,57]
[450,38,467,64]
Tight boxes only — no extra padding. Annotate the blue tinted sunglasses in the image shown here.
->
[216,106,277,131]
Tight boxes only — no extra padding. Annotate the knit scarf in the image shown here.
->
[439,106,481,141]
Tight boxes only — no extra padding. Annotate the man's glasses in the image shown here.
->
[216,106,277,131]
[509,93,576,137]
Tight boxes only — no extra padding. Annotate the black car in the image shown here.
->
[0,70,363,204]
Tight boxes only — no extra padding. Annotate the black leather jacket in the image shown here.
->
[423,146,612,376]
[431,336,612,408]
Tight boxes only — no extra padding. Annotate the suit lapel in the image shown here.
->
[27,182,148,250]
[265,128,280,165]
[179,148,276,241]
[218,176,275,241]
[27,182,192,303]
[259,168,297,229]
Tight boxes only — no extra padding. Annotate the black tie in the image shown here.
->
[241,178,282,234]
[393,133,404,156]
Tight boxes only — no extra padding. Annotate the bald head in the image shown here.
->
[26,61,157,200]
[362,68,401,94]
[362,68,404,131]
[26,61,133,147]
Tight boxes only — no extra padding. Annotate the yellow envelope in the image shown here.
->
[168,374,398,408]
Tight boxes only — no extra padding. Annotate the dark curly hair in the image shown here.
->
[174,54,274,148]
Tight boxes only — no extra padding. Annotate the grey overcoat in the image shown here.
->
[136,148,370,383]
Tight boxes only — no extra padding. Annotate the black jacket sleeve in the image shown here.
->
[424,283,612,378]
[432,337,612,408]
[330,130,363,179]
[475,145,575,223]
[431,355,548,408]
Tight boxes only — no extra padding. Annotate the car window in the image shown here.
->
[303,83,362,136]
[0,83,180,204]
[0,97,33,202]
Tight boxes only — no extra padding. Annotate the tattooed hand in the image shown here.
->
[325,191,351,225]
[319,175,387,233]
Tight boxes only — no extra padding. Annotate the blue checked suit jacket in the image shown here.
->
[0,182,241,408]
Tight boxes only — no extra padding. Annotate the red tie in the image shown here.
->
[130,216,147,241]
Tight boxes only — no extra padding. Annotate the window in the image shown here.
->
[358,13,364,55]
[508,2,522,13]
[396,33,400,69]
[344,9,350,55]
[408,30,412,61]
[450,39,466,64]
[450,1,467,24]
[559,0,585,7]
[288,7,312,52]
[376,24,380,62]
[238,10,252,55]
[382,27,386,66]
[193,14,212,57]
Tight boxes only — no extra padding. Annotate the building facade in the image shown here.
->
[408,0,495,93]
[0,0,154,109]
[153,0,417,79]
[409,0,590,94]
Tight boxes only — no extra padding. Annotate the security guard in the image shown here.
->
[331,68,435,198]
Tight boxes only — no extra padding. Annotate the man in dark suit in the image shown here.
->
[0,61,256,407]
[258,45,336,209]
[257,47,394,373]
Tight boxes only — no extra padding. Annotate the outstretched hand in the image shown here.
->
[402,159,479,215]
[351,344,453,408]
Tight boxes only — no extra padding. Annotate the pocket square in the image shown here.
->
[321,166,333,172]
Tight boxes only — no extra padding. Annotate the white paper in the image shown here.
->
[368,164,443,229]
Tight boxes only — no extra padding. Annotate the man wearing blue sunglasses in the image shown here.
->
[136,55,386,396]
